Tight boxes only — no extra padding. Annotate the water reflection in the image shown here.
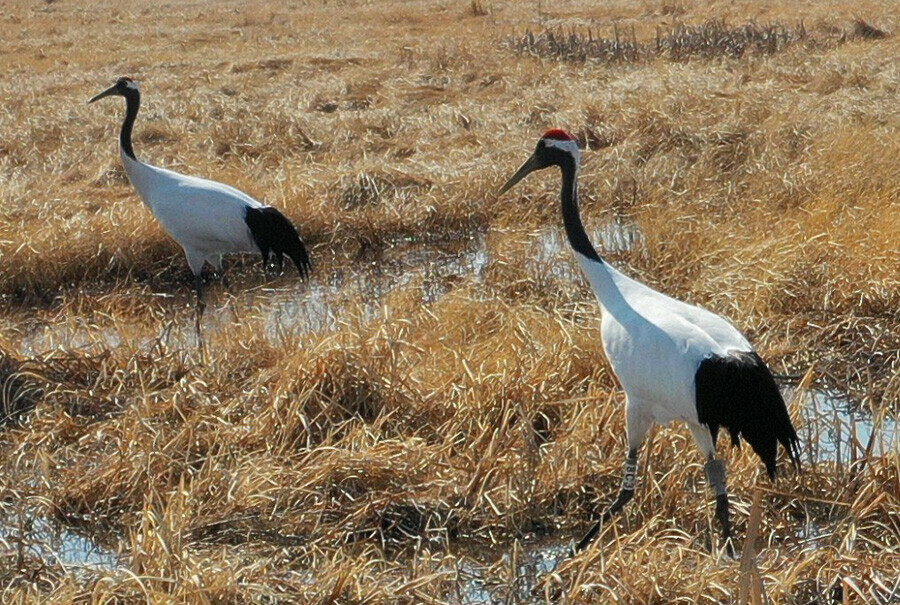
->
[16,220,641,356]
[16,236,490,355]
[231,235,490,339]
[449,538,566,605]
[0,509,119,573]
[792,387,898,465]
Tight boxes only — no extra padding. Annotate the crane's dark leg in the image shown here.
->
[706,457,734,557]
[689,422,734,557]
[574,449,637,553]
[212,255,230,290]
[193,273,206,350]
[573,404,651,554]
[259,249,271,276]
[185,251,208,356]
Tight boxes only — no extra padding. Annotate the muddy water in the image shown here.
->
[447,538,566,604]
[241,237,491,338]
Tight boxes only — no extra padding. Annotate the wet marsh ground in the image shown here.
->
[1,0,900,602]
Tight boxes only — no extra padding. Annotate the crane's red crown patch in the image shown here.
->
[542,129,576,142]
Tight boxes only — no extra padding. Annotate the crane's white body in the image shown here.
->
[575,253,751,435]
[502,132,798,552]
[121,149,261,274]
[91,76,310,344]
[544,133,753,450]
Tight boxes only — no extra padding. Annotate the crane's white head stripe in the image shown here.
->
[125,79,139,90]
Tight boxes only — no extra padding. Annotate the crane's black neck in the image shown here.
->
[559,154,603,264]
[119,88,140,161]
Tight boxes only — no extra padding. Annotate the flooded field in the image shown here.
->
[3,224,898,603]
[10,219,644,357]
[10,236,490,356]
[3,218,899,602]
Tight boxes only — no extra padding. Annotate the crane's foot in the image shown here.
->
[572,487,634,555]
[715,493,735,558]
[704,458,734,557]
[572,452,638,555]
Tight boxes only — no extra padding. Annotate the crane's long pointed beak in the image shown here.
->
[88,85,118,104]
[498,155,540,195]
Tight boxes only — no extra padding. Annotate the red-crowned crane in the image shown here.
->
[499,129,801,555]
[89,77,311,335]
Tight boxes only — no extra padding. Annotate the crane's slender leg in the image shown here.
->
[193,273,206,346]
[259,248,272,276]
[574,402,651,553]
[212,255,230,290]
[688,422,734,557]
[185,250,207,352]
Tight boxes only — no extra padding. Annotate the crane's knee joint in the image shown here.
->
[622,455,638,491]
[704,459,727,496]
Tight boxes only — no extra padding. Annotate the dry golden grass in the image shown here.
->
[1,0,900,602]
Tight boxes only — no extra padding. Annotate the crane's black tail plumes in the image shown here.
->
[695,351,801,479]
[245,206,311,279]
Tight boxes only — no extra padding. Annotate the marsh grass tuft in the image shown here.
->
[508,18,885,64]
[334,171,432,210]
[658,19,806,60]
[852,18,890,40]
[469,0,490,17]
